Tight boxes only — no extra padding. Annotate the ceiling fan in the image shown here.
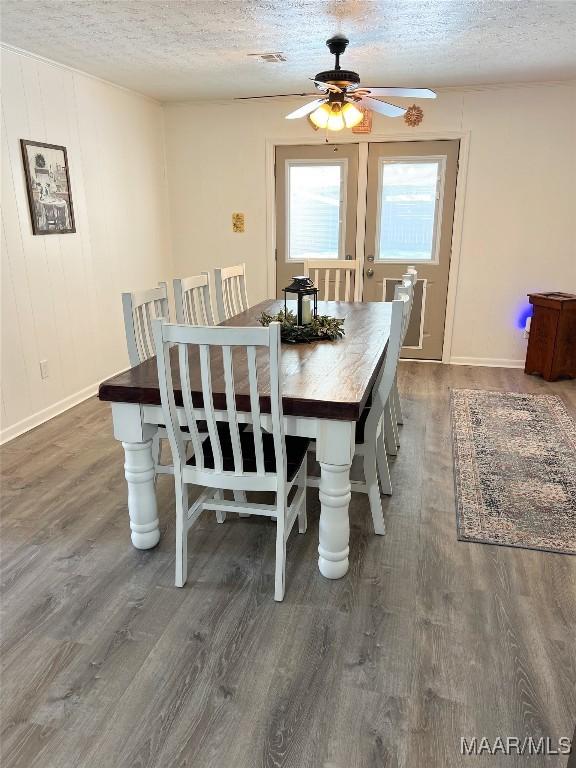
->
[238,35,436,131]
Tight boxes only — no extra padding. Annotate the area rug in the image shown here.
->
[451,389,576,555]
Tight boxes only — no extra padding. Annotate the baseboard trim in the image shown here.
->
[449,356,525,369]
[0,369,126,445]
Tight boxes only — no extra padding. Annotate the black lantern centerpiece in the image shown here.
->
[283,276,318,326]
[259,275,345,343]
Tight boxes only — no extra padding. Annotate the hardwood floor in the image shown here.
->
[1,363,575,768]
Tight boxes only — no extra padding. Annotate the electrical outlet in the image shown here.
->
[524,316,531,339]
[40,360,49,379]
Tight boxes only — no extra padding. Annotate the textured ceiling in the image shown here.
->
[2,0,576,101]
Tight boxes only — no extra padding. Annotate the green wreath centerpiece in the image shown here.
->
[259,309,345,343]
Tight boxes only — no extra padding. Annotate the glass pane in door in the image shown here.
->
[377,160,442,262]
[287,162,344,260]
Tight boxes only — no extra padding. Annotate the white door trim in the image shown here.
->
[265,130,470,362]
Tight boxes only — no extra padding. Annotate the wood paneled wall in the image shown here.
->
[1,47,172,442]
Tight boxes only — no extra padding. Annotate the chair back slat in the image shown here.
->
[334,269,341,301]
[154,327,185,464]
[152,320,285,489]
[228,278,239,317]
[187,291,197,324]
[394,280,413,342]
[224,280,232,318]
[214,263,249,321]
[345,269,351,301]
[396,269,417,344]
[198,343,224,473]
[267,323,286,484]
[174,273,215,326]
[178,343,206,468]
[247,345,265,475]
[122,282,169,366]
[222,345,243,473]
[323,269,330,301]
[134,305,147,361]
[303,259,360,302]
[199,287,212,325]
[142,303,155,359]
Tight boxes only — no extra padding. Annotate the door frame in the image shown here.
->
[266,130,470,363]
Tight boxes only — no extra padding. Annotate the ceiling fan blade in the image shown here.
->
[355,96,406,118]
[285,98,327,119]
[309,78,342,93]
[358,87,437,99]
[236,92,317,100]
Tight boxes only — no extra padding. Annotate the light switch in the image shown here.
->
[232,213,245,233]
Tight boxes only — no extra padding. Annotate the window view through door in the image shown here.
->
[287,162,344,260]
[377,159,443,263]
[275,144,358,296]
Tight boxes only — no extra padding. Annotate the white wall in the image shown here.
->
[2,53,574,444]
[1,47,171,442]
[163,82,576,366]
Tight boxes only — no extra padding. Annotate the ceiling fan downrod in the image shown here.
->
[326,34,349,71]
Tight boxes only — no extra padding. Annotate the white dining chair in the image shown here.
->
[122,282,170,366]
[382,277,415,456]
[387,267,418,449]
[353,294,411,532]
[122,282,190,478]
[307,294,410,533]
[214,263,249,321]
[174,271,249,509]
[174,273,215,326]
[303,258,362,301]
[152,319,309,601]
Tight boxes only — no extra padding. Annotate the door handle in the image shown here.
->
[366,268,374,278]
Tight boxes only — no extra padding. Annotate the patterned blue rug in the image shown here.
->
[451,389,576,555]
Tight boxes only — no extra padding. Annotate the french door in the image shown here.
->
[274,140,459,360]
[363,140,459,359]
[275,144,358,294]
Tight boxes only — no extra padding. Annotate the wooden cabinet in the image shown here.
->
[525,292,576,381]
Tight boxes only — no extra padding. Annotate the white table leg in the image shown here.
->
[123,440,160,549]
[316,420,355,579]
[111,402,160,550]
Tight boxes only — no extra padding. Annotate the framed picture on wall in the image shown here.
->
[20,140,76,235]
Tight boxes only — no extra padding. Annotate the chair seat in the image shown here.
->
[158,423,198,433]
[160,422,247,434]
[187,424,310,482]
[355,406,370,444]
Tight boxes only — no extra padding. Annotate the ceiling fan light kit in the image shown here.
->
[240,35,437,133]
[309,99,363,131]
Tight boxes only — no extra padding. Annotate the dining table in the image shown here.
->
[98,298,392,579]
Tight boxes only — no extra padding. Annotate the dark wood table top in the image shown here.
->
[98,299,391,421]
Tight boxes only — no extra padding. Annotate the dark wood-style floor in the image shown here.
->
[1,363,575,768]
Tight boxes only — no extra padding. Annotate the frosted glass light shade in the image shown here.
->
[309,103,331,129]
[342,101,364,128]
[327,104,344,131]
